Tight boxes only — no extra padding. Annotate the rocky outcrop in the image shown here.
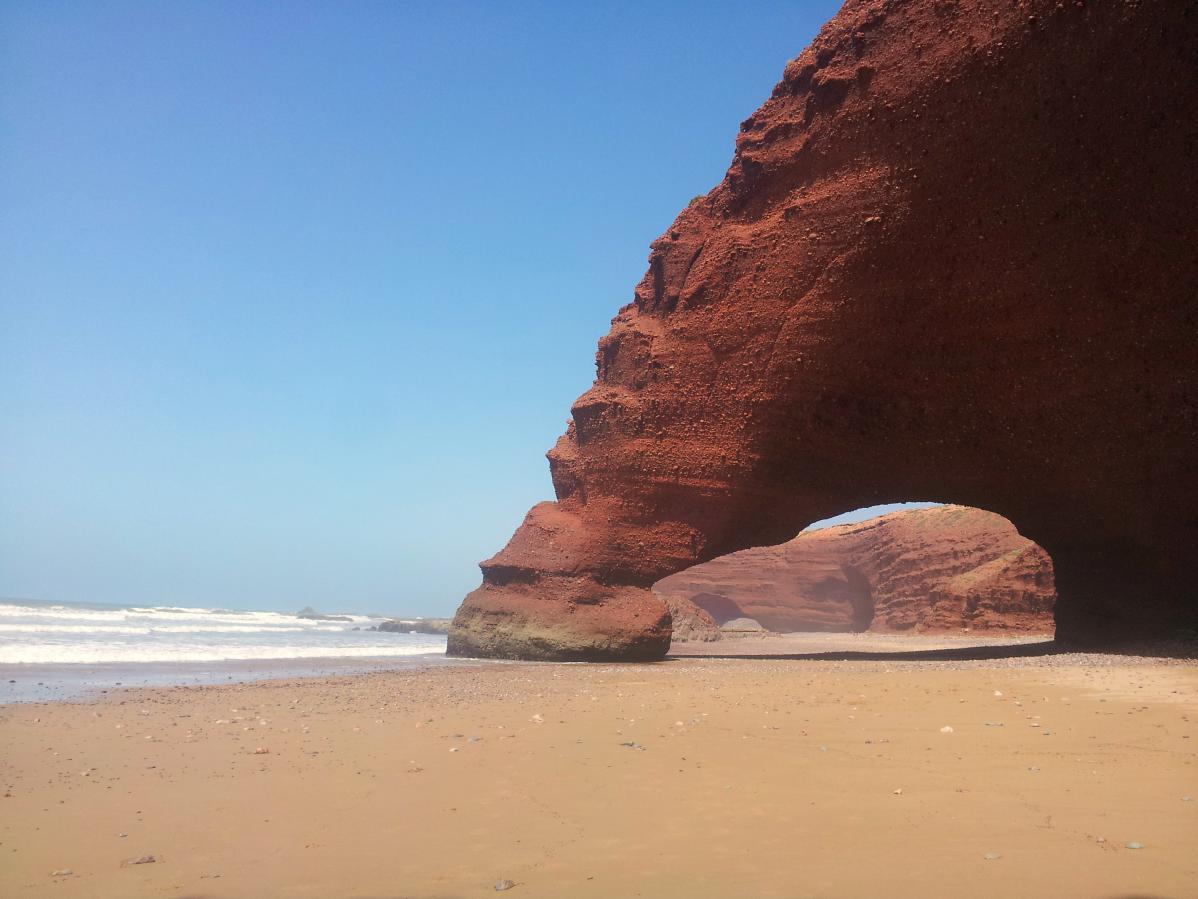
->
[448,0,1198,661]
[296,607,354,622]
[376,618,452,635]
[721,618,767,635]
[654,506,1054,636]
[659,593,721,642]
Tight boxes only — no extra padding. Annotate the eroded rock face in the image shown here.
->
[654,506,1055,635]
[448,0,1198,661]
[658,593,722,643]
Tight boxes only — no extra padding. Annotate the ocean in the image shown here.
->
[0,599,451,702]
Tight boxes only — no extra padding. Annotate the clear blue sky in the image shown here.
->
[1,1,861,616]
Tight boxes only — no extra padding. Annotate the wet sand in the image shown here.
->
[1,647,1195,898]
[0,654,459,704]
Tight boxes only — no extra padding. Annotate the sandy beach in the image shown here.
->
[2,645,1195,899]
[4,2,1196,898]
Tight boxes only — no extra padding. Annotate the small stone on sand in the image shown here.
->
[495,879,516,891]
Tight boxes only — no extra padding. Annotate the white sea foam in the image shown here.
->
[0,640,446,665]
[0,604,373,625]
[0,624,339,635]
[0,601,445,665]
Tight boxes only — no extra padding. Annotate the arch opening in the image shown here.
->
[653,503,1056,648]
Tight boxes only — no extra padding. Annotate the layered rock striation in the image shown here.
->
[654,505,1055,640]
[449,0,1198,661]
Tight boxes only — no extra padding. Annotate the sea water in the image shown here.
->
[0,599,451,701]
[0,600,447,664]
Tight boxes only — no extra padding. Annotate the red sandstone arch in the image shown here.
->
[653,504,1056,640]
[447,0,1198,660]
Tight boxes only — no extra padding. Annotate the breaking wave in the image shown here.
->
[0,600,446,665]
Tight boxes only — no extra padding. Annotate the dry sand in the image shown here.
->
[668,631,1055,657]
[1,646,1195,898]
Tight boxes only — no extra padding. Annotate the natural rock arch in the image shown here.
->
[447,0,1198,661]
[653,504,1056,640]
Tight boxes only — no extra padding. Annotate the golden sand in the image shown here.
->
[2,653,1195,898]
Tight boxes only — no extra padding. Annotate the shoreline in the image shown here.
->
[9,628,1198,714]
[1,642,1194,898]
[6,630,1192,705]
[0,652,460,705]
[0,634,1057,705]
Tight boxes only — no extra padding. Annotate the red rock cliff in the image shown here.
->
[654,506,1055,636]
[448,0,1198,660]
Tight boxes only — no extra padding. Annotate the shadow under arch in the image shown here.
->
[666,639,1060,662]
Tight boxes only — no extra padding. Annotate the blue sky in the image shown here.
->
[0,1,882,616]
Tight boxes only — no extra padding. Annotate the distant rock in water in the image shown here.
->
[654,506,1055,635]
[295,606,354,622]
[377,618,452,635]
